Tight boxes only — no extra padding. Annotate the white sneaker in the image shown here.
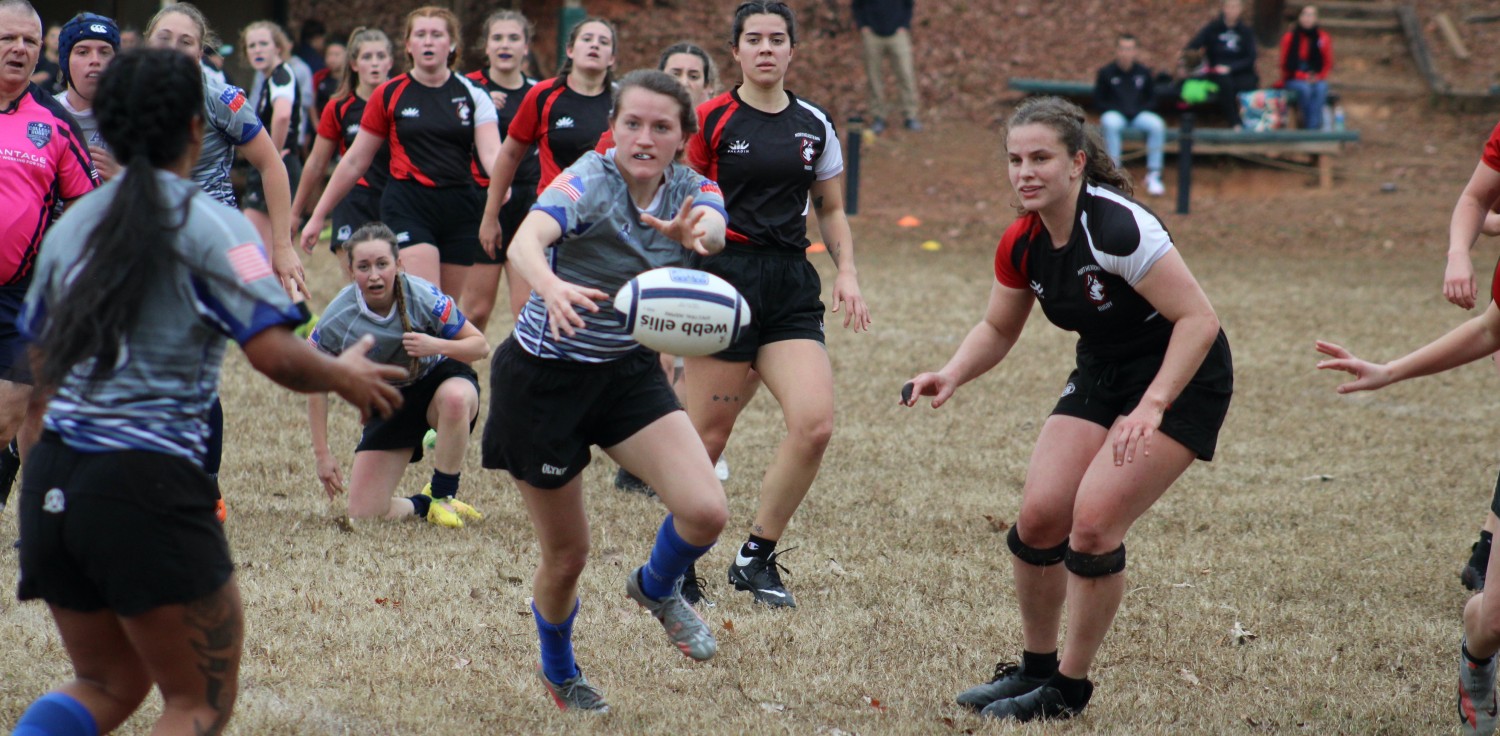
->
[715,457,729,481]
[1145,172,1165,197]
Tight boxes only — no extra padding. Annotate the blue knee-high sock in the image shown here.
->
[533,599,580,685]
[641,514,715,600]
[13,692,98,736]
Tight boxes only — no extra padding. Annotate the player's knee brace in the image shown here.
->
[1064,543,1127,578]
[1007,525,1068,566]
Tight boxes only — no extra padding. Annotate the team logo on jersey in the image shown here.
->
[1084,273,1108,306]
[1061,382,1076,398]
[42,488,65,513]
[345,123,361,137]
[337,225,352,242]
[400,107,420,118]
[396,231,411,244]
[556,116,575,129]
[727,139,750,155]
[542,463,568,476]
[455,100,471,124]
[25,122,51,149]
[219,86,247,113]
[800,138,816,164]
[1029,280,1044,298]
[546,173,585,201]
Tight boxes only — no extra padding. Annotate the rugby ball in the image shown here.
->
[614,268,751,356]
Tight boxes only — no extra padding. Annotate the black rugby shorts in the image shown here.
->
[480,338,681,489]
[358,359,479,464]
[697,243,825,363]
[1050,331,1233,461]
[381,180,483,266]
[17,433,233,616]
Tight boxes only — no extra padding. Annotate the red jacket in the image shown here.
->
[1277,26,1332,85]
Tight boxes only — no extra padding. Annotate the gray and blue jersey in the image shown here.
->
[515,151,727,363]
[191,74,264,206]
[309,273,467,387]
[21,170,304,465]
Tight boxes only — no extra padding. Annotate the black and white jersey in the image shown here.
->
[994,183,1175,360]
[466,69,540,189]
[256,62,303,155]
[687,88,842,252]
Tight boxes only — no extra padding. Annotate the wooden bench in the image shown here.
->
[1007,77,1360,188]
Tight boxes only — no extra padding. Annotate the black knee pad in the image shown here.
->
[1007,525,1068,566]
[1064,544,1127,577]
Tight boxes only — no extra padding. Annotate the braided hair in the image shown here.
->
[1004,95,1134,196]
[341,223,419,379]
[35,48,203,389]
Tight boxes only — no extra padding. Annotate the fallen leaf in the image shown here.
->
[1172,582,1194,588]
[1231,621,1257,644]
[827,558,846,576]
[375,597,387,605]
[863,695,886,710]
[334,515,354,533]
[983,514,1010,532]
[722,619,735,631]
[1179,668,1199,685]
[451,657,470,669]
[760,702,786,713]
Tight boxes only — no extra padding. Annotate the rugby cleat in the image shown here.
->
[956,661,1050,711]
[423,484,482,523]
[728,549,796,608]
[1460,638,1499,735]
[537,666,609,713]
[613,467,655,497]
[980,683,1090,723]
[626,567,717,661]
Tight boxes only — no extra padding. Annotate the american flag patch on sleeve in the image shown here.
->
[546,173,585,201]
[699,181,722,196]
[227,243,274,283]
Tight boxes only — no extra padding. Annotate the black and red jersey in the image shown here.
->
[361,72,497,188]
[507,75,611,195]
[687,88,843,252]
[994,183,1176,360]
[465,68,540,189]
[316,93,390,191]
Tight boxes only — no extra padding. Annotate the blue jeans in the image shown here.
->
[1285,79,1327,129]
[1100,110,1166,172]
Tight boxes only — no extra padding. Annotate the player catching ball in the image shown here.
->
[902,95,1232,723]
[11,48,402,736]
[307,224,488,528]
[482,70,728,712]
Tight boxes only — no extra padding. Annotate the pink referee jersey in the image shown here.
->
[0,84,98,286]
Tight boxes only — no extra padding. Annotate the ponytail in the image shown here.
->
[1005,96,1134,196]
[36,49,204,389]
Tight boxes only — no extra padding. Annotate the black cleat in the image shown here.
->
[728,549,796,608]
[681,563,710,607]
[0,439,20,513]
[1464,538,1491,591]
[955,662,1049,711]
[980,683,1090,723]
[613,467,656,498]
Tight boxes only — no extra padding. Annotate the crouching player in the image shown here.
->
[308,223,489,527]
[482,70,729,712]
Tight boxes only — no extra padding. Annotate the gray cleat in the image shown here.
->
[1461,638,1499,735]
[537,666,609,713]
[956,661,1049,711]
[627,566,717,661]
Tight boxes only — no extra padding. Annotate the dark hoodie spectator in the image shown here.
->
[1186,0,1258,127]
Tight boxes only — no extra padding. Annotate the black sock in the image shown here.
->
[740,534,776,560]
[1046,672,1094,708]
[430,470,460,499]
[1021,649,1059,678]
[1465,643,1495,666]
[0,439,20,508]
[409,494,432,518]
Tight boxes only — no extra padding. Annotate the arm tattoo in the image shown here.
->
[185,585,243,736]
[812,195,825,211]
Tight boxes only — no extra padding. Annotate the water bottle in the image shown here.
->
[1333,105,1345,131]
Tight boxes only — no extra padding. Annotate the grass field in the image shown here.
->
[2,120,1497,734]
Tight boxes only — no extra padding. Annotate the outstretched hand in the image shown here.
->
[535,279,608,341]
[1315,340,1393,393]
[641,196,710,255]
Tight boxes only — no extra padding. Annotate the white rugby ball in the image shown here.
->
[615,267,751,356]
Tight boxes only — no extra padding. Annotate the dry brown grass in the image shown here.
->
[4,118,1500,733]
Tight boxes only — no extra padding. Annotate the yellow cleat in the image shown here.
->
[422,484,482,524]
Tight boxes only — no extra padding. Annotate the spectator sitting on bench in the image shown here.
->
[1186,0,1258,129]
[1095,33,1166,197]
[1277,5,1332,130]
